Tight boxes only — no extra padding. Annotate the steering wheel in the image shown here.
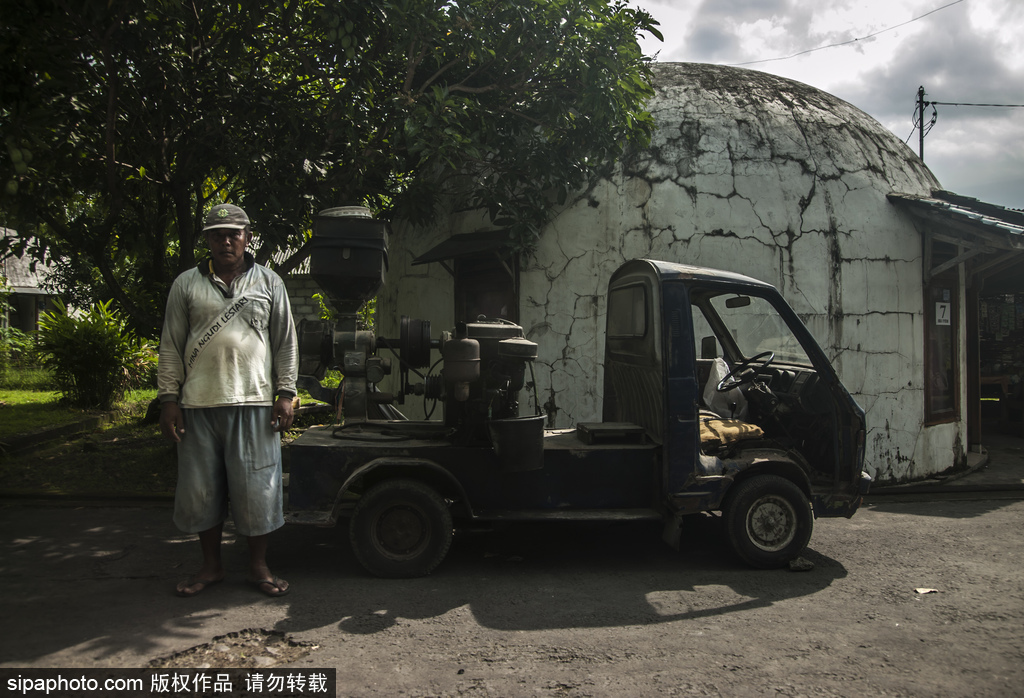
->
[716,351,775,392]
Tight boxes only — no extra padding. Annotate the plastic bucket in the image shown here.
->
[488,414,546,472]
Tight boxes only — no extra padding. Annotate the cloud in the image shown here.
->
[836,1,1024,120]
[631,0,1024,208]
[678,0,804,63]
[826,1,1024,205]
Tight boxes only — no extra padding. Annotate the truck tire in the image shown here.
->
[724,474,812,569]
[349,479,453,578]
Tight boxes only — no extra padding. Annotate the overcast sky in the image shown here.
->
[628,0,1024,210]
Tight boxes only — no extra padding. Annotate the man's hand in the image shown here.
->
[271,396,295,432]
[160,402,186,442]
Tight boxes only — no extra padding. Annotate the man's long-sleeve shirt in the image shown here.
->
[157,255,298,408]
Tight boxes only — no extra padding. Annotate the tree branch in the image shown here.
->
[403,41,429,94]
[413,52,470,97]
[447,83,500,95]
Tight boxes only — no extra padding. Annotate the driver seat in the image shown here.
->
[698,358,762,451]
[699,417,764,452]
[701,357,749,420]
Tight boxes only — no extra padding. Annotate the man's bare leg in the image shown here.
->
[176,523,226,596]
[248,533,289,596]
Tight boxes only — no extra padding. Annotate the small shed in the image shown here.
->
[1,230,56,333]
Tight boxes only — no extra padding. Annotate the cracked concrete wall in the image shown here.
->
[376,214,477,418]
[383,63,962,484]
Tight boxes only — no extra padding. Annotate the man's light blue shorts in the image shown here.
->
[173,406,284,537]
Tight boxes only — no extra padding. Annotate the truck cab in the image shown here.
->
[285,211,870,577]
[603,260,868,567]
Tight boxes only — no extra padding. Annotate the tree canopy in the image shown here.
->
[0,0,660,335]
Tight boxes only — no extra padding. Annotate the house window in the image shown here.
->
[924,250,959,424]
[454,253,518,323]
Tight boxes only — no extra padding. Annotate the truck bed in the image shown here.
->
[285,423,662,519]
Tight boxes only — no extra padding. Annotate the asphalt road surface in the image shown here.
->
[2,495,1022,697]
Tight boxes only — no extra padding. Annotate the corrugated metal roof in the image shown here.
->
[887,191,1024,251]
[269,245,311,275]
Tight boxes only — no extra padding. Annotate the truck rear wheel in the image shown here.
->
[350,479,453,578]
[724,475,812,569]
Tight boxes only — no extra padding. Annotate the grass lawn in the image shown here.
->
[0,388,179,496]
[0,387,328,496]
[0,389,103,441]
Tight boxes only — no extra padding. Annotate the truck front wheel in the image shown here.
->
[724,475,812,569]
[350,479,453,578]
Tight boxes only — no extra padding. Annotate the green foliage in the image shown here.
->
[0,338,9,386]
[0,323,36,375]
[359,297,376,333]
[312,292,336,322]
[315,291,374,331]
[0,277,27,383]
[0,325,33,358]
[0,278,9,384]
[37,299,156,409]
[320,370,343,390]
[0,278,47,388]
[0,0,659,333]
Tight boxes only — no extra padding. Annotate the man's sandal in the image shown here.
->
[249,576,289,597]
[175,575,224,598]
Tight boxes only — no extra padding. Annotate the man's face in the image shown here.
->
[206,226,249,268]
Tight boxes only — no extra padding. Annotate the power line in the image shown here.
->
[905,106,937,146]
[728,0,966,67]
[928,101,1024,108]
[908,86,1024,160]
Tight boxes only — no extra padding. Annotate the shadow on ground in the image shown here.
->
[2,504,846,665]
[284,517,847,637]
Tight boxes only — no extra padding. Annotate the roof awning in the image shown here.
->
[412,230,515,279]
[887,190,1024,285]
[412,230,513,265]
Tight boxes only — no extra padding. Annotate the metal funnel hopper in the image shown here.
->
[308,207,389,315]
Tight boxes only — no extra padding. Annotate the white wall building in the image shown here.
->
[375,63,1024,485]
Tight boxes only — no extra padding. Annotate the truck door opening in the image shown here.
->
[690,289,840,482]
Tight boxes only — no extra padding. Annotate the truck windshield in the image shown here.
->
[695,293,812,367]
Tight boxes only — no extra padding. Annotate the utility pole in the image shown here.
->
[914,88,1024,163]
[918,86,926,160]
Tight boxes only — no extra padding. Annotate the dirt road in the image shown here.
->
[2,495,1022,697]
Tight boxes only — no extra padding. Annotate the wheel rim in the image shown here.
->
[745,494,797,552]
[372,504,429,560]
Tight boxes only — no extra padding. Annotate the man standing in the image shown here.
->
[158,203,298,597]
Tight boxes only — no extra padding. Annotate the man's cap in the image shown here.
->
[203,203,250,231]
